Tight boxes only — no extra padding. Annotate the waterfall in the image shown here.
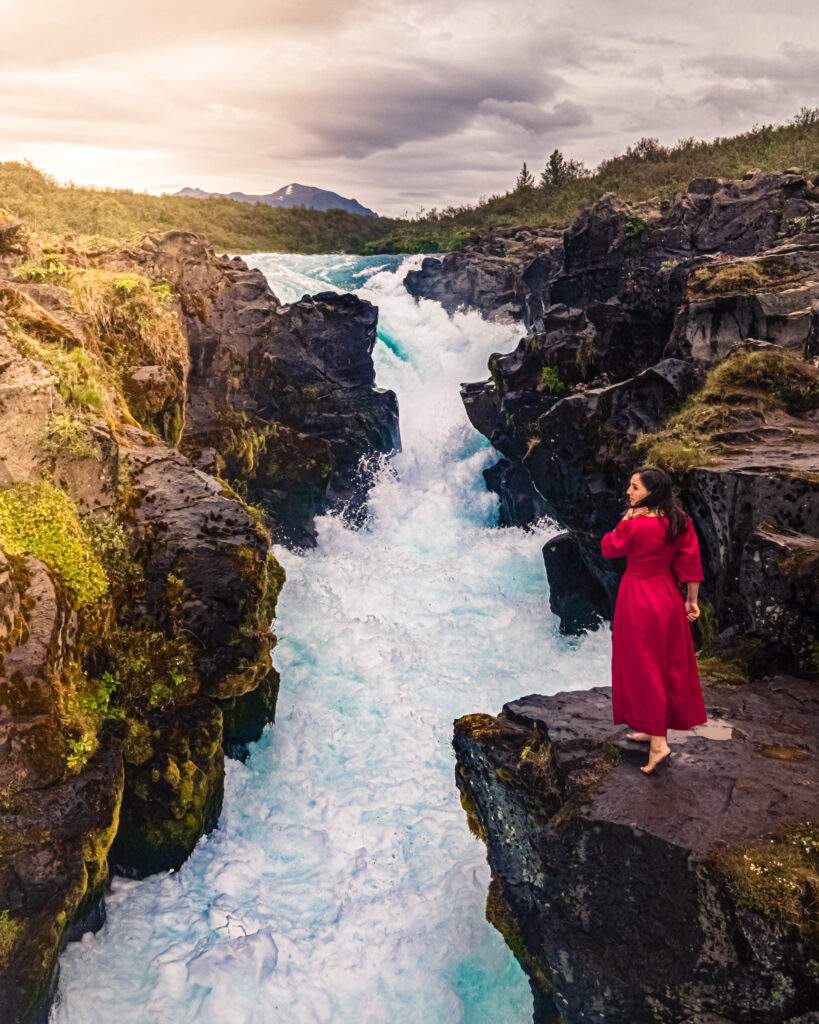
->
[53,254,611,1024]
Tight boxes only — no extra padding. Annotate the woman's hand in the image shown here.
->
[685,599,700,622]
[623,507,647,520]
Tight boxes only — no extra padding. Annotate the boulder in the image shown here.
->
[454,678,819,1024]
[541,532,608,633]
[115,232,400,541]
[404,228,563,324]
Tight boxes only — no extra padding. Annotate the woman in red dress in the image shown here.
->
[600,466,707,774]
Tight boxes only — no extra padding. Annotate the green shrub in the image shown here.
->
[0,481,108,607]
[12,252,68,282]
[364,108,819,253]
[540,366,567,395]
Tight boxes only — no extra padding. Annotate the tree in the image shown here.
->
[540,149,588,190]
[515,162,535,191]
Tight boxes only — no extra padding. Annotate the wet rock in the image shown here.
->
[520,359,701,612]
[541,532,608,633]
[110,701,224,878]
[123,427,276,699]
[483,458,547,527]
[454,678,819,1023]
[221,667,281,760]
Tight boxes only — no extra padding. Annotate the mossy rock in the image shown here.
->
[0,481,108,608]
[636,346,819,474]
[221,667,280,759]
[712,820,819,949]
[110,701,224,877]
[486,875,553,995]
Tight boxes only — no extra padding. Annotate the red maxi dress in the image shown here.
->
[600,513,707,735]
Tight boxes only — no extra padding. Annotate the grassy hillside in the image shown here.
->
[0,162,397,254]
[3,110,818,256]
[364,108,819,254]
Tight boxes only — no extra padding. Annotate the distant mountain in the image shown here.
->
[173,183,378,218]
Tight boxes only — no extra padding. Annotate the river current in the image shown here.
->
[53,254,611,1024]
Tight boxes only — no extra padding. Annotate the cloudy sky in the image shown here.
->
[1,0,817,215]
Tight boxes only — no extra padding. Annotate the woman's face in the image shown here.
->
[627,473,650,506]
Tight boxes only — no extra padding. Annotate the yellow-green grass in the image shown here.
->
[636,348,819,474]
[0,162,396,255]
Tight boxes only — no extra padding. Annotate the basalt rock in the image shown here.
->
[541,532,608,634]
[457,173,819,652]
[483,457,548,528]
[0,550,123,1024]
[115,231,400,543]
[474,358,702,615]
[404,228,563,325]
[454,678,819,1024]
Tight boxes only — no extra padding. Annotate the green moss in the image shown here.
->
[258,553,286,627]
[636,347,819,474]
[0,909,22,964]
[0,481,108,607]
[539,366,567,396]
[714,821,819,938]
[82,510,138,593]
[696,655,748,687]
[486,876,553,994]
[123,717,153,766]
[104,626,197,713]
[43,412,101,461]
[458,785,487,843]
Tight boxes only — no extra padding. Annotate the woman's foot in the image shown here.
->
[640,740,672,775]
[626,731,651,742]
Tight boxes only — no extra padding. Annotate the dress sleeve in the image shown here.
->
[600,518,635,559]
[670,516,704,582]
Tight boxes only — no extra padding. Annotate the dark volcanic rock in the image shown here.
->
[519,358,702,611]
[404,228,563,324]
[454,679,819,1024]
[119,232,400,543]
[0,552,123,1024]
[110,701,224,878]
[456,172,819,651]
[541,532,608,633]
[483,457,548,527]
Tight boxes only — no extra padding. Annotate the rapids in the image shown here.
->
[52,254,611,1024]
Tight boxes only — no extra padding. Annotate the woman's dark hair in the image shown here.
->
[631,466,688,539]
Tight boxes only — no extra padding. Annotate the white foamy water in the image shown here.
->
[53,255,611,1024]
